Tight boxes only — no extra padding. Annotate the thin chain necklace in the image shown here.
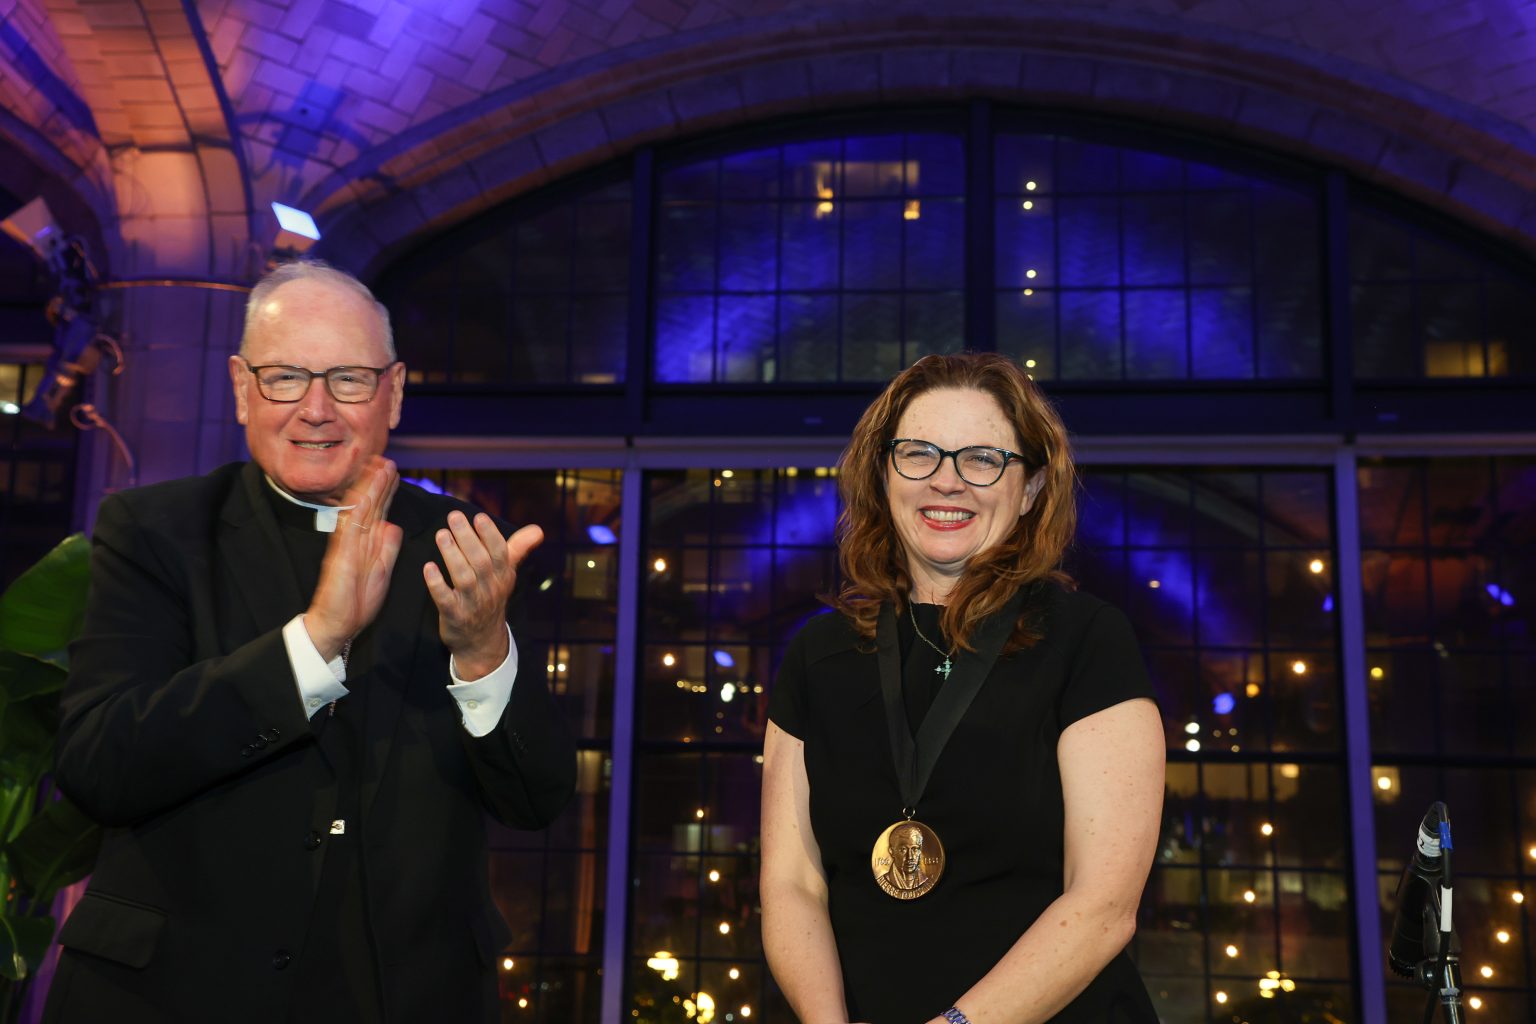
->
[909,600,956,681]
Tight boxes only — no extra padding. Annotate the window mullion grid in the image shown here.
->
[599,460,644,1022]
[1333,447,1389,1024]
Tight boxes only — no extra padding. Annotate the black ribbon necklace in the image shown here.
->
[868,589,1022,899]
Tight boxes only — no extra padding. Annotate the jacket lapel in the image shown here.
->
[217,461,305,638]
[357,484,438,820]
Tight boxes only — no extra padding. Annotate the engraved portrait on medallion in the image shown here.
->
[869,820,945,899]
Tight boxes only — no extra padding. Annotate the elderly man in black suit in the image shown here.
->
[45,261,576,1023]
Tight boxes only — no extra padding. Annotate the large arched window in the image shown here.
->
[374,106,1536,1023]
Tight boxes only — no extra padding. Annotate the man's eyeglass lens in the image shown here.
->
[891,441,1012,485]
[252,365,383,403]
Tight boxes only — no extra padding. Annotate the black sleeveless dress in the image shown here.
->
[767,585,1159,1024]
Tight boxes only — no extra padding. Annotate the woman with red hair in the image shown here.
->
[761,353,1164,1024]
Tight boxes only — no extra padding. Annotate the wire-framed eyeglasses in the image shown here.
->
[240,357,397,404]
[887,438,1029,487]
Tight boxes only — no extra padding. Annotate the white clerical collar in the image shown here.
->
[263,475,356,533]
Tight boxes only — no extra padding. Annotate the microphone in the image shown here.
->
[1388,801,1457,979]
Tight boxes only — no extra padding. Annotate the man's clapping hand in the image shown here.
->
[304,457,404,661]
[425,510,543,681]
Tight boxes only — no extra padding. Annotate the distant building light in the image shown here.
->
[587,524,617,545]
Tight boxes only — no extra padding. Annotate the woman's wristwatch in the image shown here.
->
[942,1009,971,1024]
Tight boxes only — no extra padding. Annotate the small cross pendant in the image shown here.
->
[934,658,953,680]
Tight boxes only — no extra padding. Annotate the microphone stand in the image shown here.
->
[1416,819,1463,1024]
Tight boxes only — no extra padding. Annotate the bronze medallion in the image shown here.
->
[870,819,945,900]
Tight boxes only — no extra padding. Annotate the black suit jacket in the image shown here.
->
[45,461,577,1023]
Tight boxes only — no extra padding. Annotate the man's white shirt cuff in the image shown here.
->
[283,614,350,719]
[448,623,517,738]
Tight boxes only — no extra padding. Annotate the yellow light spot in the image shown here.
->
[728,967,740,980]
[1185,739,1201,752]
[1025,180,1037,191]
[546,663,555,673]
[695,808,705,819]
[1215,991,1228,1004]
[718,922,731,935]
[1260,822,1274,837]
[1246,682,1262,698]
[1025,269,1037,279]
[556,662,566,673]
[904,200,921,221]
[586,559,596,569]
[784,467,798,477]
[1022,200,1034,210]
[1280,979,1295,992]
[1480,965,1494,978]
[1497,930,1511,943]
[721,470,735,479]
[1528,845,1536,861]
[1148,579,1161,589]
[648,952,680,981]
[1377,776,1393,791]
[663,653,676,667]
[654,558,668,572]
[1514,891,1526,904]
[815,201,834,218]
[708,870,721,882]
[1025,359,1037,368]
[1022,288,1034,296]
[1308,558,1325,574]
[1243,890,1256,903]
[741,1007,751,1018]
[1224,944,1239,958]
[502,957,515,970]
[1185,721,1200,735]
[1470,996,1483,1010]
[1291,660,1308,675]
[518,998,529,1009]
[1370,666,1384,680]
[1279,763,1299,778]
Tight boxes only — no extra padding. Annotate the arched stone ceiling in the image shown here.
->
[9,0,1536,280]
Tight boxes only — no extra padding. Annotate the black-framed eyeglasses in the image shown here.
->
[887,438,1028,487]
[239,357,397,404]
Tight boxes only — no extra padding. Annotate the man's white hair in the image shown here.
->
[240,259,395,360]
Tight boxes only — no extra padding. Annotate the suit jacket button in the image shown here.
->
[304,831,322,851]
[240,746,254,758]
[252,736,268,749]
[272,950,291,970]
[261,728,281,742]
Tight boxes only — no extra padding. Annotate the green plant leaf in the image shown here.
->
[0,697,55,785]
[0,533,90,666]
[0,911,54,981]
[6,796,101,903]
[0,651,68,702]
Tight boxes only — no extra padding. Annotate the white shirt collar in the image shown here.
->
[263,475,355,533]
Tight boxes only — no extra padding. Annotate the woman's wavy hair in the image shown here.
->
[829,352,1077,653]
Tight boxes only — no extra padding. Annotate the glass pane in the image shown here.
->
[995,289,1055,378]
[1121,196,1184,287]
[1059,289,1121,379]
[1057,197,1120,287]
[654,295,715,383]
[1124,289,1187,378]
